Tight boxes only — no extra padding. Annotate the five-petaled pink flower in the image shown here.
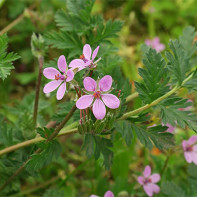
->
[90,190,114,197]
[69,44,100,71]
[76,75,120,120]
[182,135,197,165]
[43,55,74,100]
[138,165,160,197]
[145,37,165,52]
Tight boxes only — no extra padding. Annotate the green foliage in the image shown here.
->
[132,124,174,150]
[166,27,197,85]
[0,34,20,80]
[43,189,64,197]
[160,97,197,132]
[37,127,54,139]
[161,181,186,197]
[135,48,170,104]
[82,134,113,169]
[115,121,133,146]
[25,140,62,172]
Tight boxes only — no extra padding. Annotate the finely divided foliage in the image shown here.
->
[1,0,197,195]
[0,34,20,80]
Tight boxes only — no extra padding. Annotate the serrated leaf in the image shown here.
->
[131,124,174,150]
[136,48,170,104]
[115,121,133,146]
[82,133,95,158]
[26,140,62,172]
[37,127,54,139]
[0,34,20,80]
[160,97,197,132]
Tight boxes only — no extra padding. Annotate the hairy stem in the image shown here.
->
[118,71,194,120]
[33,56,44,127]
[0,105,76,192]
[125,92,139,103]
[160,155,170,177]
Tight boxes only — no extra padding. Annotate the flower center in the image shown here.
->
[55,74,65,81]
[186,145,193,152]
[144,178,152,185]
[80,54,88,63]
[93,91,101,99]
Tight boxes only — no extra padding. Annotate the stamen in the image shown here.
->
[55,74,60,80]
[93,91,101,99]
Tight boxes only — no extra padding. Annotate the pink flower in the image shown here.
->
[90,190,114,197]
[76,75,120,120]
[43,55,74,100]
[182,135,197,165]
[145,37,165,52]
[138,165,160,197]
[69,44,100,71]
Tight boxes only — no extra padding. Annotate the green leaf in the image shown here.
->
[160,97,197,132]
[89,19,123,44]
[131,124,174,150]
[94,136,113,170]
[115,121,133,146]
[44,31,78,49]
[135,48,170,104]
[26,140,62,172]
[161,181,186,197]
[0,34,20,80]
[37,127,54,139]
[82,134,95,158]
[82,134,113,169]
[43,189,64,197]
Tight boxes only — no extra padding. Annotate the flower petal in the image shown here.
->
[83,44,92,60]
[43,80,62,93]
[90,195,99,197]
[92,46,99,61]
[184,152,192,163]
[83,77,97,92]
[102,94,120,109]
[192,152,197,165]
[143,165,151,178]
[193,145,197,152]
[76,95,94,109]
[150,173,160,183]
[93,99,106,120]
[99,75,112,92]
[56,82,66,100]
[66,70,74,82]
[143,185,153,197]
[188,135,197,145]
[43,67,60,79]
[149,183,160,194]
[182,140,187,150]
[69,59,85,70]
[137,176,144,185]
[104,191,114,197]
[58,55,67,73]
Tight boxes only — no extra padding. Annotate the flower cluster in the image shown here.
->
[43,44,120,120]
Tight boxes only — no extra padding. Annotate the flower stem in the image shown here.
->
[0,3,37,36]
[33,56,44,128]
[125,92,139,103]
[0,104,76,192]
[118,71,194,120]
